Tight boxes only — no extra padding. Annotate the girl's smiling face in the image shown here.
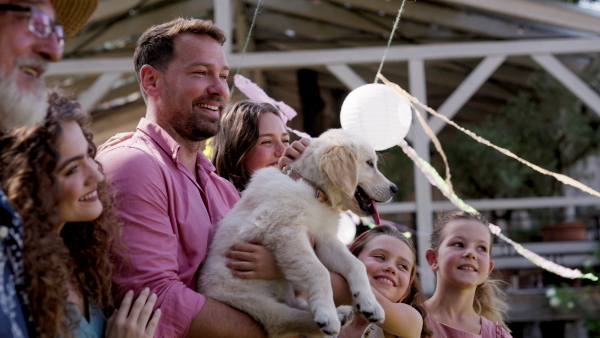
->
[430,219,494,289]
[357,235,414,303]
[243,112,289,175]
[54,120,104,228]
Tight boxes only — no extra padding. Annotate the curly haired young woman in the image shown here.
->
[0,90,160,338]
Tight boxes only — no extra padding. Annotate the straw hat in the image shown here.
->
[51,0,98,40]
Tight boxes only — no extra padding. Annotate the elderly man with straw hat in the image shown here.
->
[0,0,97,336]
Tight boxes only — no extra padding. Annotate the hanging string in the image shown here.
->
[229,0,263,99]
[374,0,407,83]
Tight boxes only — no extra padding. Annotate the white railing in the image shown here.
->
[492,240,598,269]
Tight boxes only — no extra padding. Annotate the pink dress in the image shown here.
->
[425,316,512,338]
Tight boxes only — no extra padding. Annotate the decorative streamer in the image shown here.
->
[378,73,600,199]
[396,130,598,281]
[233,74,312,140]
[234,74,298,123]
[409,95,454,195]
[374,0,408,83]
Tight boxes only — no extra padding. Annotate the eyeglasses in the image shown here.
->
[0,4,65,48]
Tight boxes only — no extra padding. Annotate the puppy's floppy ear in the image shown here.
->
[319,145,358,197]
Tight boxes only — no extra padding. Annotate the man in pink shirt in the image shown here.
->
[97,18,267,337]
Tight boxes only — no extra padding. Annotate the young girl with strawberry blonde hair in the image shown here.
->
[424,211,511,337]
[336,225,431,338]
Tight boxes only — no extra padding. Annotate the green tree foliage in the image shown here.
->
[444,66,600,200]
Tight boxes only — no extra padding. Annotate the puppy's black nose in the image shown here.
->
[390,184,398,194]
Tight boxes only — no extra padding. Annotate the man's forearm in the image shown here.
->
[186,296,267,337]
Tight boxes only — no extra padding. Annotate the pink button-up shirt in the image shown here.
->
[97,118,240,337]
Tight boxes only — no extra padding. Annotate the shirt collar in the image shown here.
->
[137,117,216,173]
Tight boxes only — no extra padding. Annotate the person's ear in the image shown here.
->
[140,64,161,99]
[425,248,438,271]
[487,259,495,277]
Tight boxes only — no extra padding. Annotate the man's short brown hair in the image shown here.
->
[134,17,227,100]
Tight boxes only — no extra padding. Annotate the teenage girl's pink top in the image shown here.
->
[425,316,512,338]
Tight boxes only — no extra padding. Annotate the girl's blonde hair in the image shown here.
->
[430,211,510,331]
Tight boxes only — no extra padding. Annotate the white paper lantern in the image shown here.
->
[340,83,412,151]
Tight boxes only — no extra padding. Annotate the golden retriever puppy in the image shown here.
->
[199,129,397,337]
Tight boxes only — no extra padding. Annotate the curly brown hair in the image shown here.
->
[211,100,282,192]
[0,90,118,337]
[349,225,432,338]
[430,211,509,332]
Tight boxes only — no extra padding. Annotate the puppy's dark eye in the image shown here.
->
[367,160,374,168]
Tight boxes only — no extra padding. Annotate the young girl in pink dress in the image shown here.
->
[424,211,511,338]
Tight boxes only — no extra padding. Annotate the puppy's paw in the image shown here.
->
[353,291,385,323]
[336,305,354,328]
[313,307,341,336]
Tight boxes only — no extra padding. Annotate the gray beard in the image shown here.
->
[0,67,48,129]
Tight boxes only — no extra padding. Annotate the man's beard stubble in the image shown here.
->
[178,95,225,141]
[0,61,48,129]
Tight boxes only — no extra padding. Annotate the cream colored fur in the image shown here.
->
[199,129,396,337]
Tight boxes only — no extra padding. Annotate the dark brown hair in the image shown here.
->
[134,17,227,101]
[430,211,509,331]
[0,90,118,337]
[350,225,432,338]
[211,100,282,192]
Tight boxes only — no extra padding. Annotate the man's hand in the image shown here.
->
[278,138,311,170]
[226,242,284,279]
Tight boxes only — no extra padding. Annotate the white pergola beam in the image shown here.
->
[325,64,367,90]
[329,0,559,39]
[78,73,123,112]
[50,38,600,75]
[409,58,435,295]
[246,0,389,35]
[532,54,600,118]
[48,57,133,75]
[214,0,232,55]
[378,195,600,214]
[494,255,593,269]
[447,0,600,34]
[430,55,506,135]
[229,38,600,69]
